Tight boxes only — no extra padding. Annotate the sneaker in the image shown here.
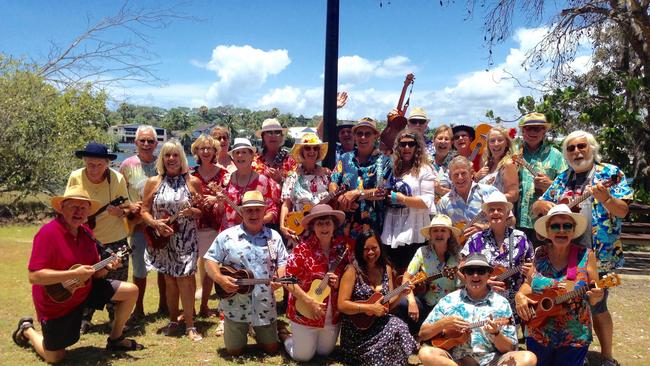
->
[601,358,620,366]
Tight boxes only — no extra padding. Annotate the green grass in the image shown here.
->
[1,224,649,365]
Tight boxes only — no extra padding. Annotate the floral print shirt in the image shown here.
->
[437,182,498,225]
[527,244,592,347]
[540,163,633,270]
[281,168,331,212]
[253,149,297,223]
[204,225,288,326]
[285,234,352,328]
[220,174,278,232]
[406,245,460,307]
[191,166,227,230]
[424,288,517,366]
[516,142,567,229]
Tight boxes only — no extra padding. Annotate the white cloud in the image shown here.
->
[109,83,209,108]
[334,55,416,85]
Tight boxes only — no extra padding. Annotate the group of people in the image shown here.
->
[12,104,632,366]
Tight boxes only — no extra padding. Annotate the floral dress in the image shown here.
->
[191,166,227,230]
[340,269,418,366]
[145,174,199,276]
[281,168,331,212]
[219,174,277,232]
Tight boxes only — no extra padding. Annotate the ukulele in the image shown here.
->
[524,273,621,329]
[207,181,242,216]
[45,245,132,303]
[394,266,458,297]
[559,176,620,213]
[285,184,347,236]
[144,193,202,249]
[379,73,415,152]
[490,262,532,288]
[512,154,538,177]
[430,316,512,350]
[214,265,299,299]
[86,196,128,229]
[454,211,487,245]
[351,272,427,330]
[295,248,349,320]
[467,124,492,164]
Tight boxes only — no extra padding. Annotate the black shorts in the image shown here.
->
[41,278,119,351]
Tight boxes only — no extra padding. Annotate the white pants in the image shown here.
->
[284,306,340,362]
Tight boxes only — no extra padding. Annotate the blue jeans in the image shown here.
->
[526,337,588,366]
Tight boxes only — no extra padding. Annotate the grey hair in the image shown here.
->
[562,130,601,162]
[448,155,473,172]
[135,125,157,140]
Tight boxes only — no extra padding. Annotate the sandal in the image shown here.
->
[276,319,292,342]
[12,317,34,348]
[214,319,225,337]
[157,321,181,336]
[186,327,203,342]
[198,308,217,318]
[106,335,144,351]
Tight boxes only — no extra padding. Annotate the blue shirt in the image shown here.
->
[424,288,517,366]
[437,183,498,224]
[204,225,288,326]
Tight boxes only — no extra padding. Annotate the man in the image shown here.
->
[204,191,288,356]
[119,125,167,322]
[334,120,355,161]
[452,125,481,171]
[515,113,566,247]
[532,130,631,366]
[418,253,536,366]
[437,156,498,240]
[12,186,142,364]
[66,142,134,331]
[405,107,435,158]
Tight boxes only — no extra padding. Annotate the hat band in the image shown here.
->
[231,143,253,150]
[241,200,265,206]
[522,119,547,124]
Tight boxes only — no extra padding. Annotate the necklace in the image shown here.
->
[235,170,254,189]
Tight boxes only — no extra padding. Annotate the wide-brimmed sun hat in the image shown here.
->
[51,185,102,214]
[420,214,461,240]
[459,253,493,270]
[75,142,117,161]
[228,138,256,155]
[481,191,513,213]
[290,133,328,162]
[239,191,267,209]
[407,107,430,122]
[255,118,287,138]
[452,125,476,140]
[301,204,346,228]
[351,117,380,134]
[534,204,588,239]
[519,112,552,129]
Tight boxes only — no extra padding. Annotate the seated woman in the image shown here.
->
[282,204,350,362]
[473,126,519,203]
[338,231,417,366]
[396,214,461,335]
[515,204,604,366]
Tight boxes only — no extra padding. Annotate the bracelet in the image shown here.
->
[357,304,361,313]
[391,191,397,204]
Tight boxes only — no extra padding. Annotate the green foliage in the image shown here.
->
[0,55,109,206]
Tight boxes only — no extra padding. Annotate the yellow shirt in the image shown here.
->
[66,168,129,243]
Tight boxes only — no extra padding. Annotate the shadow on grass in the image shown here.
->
[58,346,141,365]
[214,343,345,365]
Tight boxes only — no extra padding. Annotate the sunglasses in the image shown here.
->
[302,146,320,152]
[453,134,469,140]
[566,143,588,152]
[355,131,374,138]
[409,119,428,126]
[215,136,229,141]
[462,267,490,276]
[548,222,575,232]
[398,140,417,148]
[523,125,545,132]
[138,139,156,144]
[265,130,283,136]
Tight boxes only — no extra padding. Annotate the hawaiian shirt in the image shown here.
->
[119,154,158,202]
[540,163,633,270]
[331,149,392,237]
[285,234,352,328]
[517,142,567,228]
[204,225,288,326]
[253,149,297,223]
[220,175,278,232]
[191,166,227,230]
[281,168,331,212]
[527,244,592,347]
[424,136,436,161]
[437,182,498,225]
[406,245,460,307]
[432,151,456,190]
[463,228,534,303]
[424,288,517,366]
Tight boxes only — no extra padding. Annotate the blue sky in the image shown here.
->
[1,0,586,126]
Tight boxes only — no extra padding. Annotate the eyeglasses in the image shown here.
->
[398,140,417,148]
[199,147,214,151]
[355,131,374,138]
[548,222,575,232]
[138,139,156,144]
[409,119,428,126]
[462,267,489,276]
[566,143,588,152]
[215,136,229,141]
[302,146,320,152]
[265,130,283,136]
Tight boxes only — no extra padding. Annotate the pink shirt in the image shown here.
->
[28,217,100,321]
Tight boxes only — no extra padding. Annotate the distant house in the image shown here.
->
[108,124,168,144]
[287,126,317,140]
[192,123,218,139]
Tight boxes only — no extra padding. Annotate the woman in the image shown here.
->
[338,230,417,366]
[216,138,277,231]
[396,214,461,335]
[474,126,520,203]
[462,191,534,317]
[282,205,350,362]
[279,133,331,242]
[141,140,203,341]
[209,126,236,174]
[515,204,604,366]
[431,125,455,197]
[381,129,437,271]
[190,134,227,318]
[253,118,297,184]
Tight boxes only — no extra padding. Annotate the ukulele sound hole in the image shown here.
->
[540,297,554,312]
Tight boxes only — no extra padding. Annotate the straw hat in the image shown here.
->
[290,133,328,162]
[75,142,117,161]
[459,253,493,270]
[228,138,256,155]
[351,117,380,134]
[51,185,102,214]
[533,204,588,239]
[301,204,346,228]
[481,191,513,213]
[407,107,429,122]
[519,112,552,129]
[420,214,461,240]
[239,191,267,209]
[255,118,287,138]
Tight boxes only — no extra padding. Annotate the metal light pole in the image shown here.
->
[322,0,339,169]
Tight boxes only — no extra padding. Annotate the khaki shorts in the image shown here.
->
[223,317,279,351]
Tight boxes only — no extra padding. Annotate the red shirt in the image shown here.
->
[191,166,227,230]
[253,151,297,223]
[285,235,352,328]
[28,217,100,321]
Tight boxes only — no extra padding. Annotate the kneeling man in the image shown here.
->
[418,253,536,366]
[12,186,142,364]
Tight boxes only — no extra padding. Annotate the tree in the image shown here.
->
[161,107,190,131]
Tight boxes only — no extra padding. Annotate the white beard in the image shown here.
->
[569,154,594,172]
